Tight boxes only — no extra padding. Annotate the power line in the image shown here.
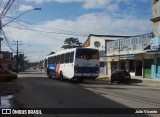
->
[6,25,64,42]
[0,0,15,20]
[2,29,16,53]
[7,23,88,37]
[17,18,88,36]
[5,16,89,37]
[0,0,15,52]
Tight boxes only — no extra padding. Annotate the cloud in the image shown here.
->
[24,0,112,9]
[4,12,152,50]
[19,5,34,11]
[2,0,152,62]
[25,0,53,4]
[24,0,150,10]
[106,3,119,12]
[0,8,3,13]
[82,0,111,9]
[3,13,152,62]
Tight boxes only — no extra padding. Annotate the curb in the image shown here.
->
[97,75,160,88]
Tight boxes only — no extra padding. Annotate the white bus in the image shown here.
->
[45,48,99,82]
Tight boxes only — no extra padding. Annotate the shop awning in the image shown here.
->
[146,51,160,54]
[113,54,135,59]
[120,55,134,59]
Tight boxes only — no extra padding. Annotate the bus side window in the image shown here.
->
[53,56,56,64]
[57,55,60,64]
[65,53,70,63]
[70,52,74,63]
[67,52,70,63]
[51,57,54,64]
[48,57,51,64]
[64,53,67,63]
[56,56,57,64]
[60,54,64,64]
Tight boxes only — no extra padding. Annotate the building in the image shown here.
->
[104,0,160,79]
[81,0,160,79]
[141,0,160,79]
[151,0,160,36]
[107,33,153,77]
[0,51,13,69]
[145,36,160,78]
[82,34,131,74]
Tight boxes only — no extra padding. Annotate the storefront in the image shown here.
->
[144,53,160,79]
[145,36,160,79]
[99,57,108,75]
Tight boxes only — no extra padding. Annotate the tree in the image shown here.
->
[62,37,83,49]
[49,51,55,55]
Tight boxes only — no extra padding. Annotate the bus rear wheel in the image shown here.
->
[48,75,51,79]
[60,71,64,81]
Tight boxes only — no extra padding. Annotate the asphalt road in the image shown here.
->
[10,70,160,117]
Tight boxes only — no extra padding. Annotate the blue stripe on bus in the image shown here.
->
[75,67,98,73]
[48,64,57,71]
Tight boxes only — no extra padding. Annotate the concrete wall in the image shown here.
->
[152,0,160,36]
[153,21,160,36]
[152,0,160,18]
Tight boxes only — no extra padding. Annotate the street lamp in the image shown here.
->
[0,8,41,52]
[19,45,31,52]
[2,8,41,73]
[1,8,41,28]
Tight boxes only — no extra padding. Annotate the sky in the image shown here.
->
[1,0,152,62]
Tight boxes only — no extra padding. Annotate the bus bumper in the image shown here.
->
[74,73,98,78]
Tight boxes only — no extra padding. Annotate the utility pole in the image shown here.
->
[0,20,3,52]
[13,40,23,73]
[118,39,121,70]
[0,38,3,51]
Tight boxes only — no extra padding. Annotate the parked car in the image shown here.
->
[0,69,18,81]
[111,70,131,84]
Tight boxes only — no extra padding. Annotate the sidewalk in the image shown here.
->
[131,76,160,88]
[98,74,160,88]
[98,74,109,79]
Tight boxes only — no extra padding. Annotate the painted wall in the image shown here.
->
[152,0,160,36]
[107,33,153,56]
[152,21,160,36]
[152,0,160,18]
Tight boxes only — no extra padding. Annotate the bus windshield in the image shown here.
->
[76,49,99,59]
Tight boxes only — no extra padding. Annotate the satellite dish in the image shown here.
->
[94,41,101,48]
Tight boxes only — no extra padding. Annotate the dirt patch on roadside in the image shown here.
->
[0,80,23,95]
[0,79,24,108]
